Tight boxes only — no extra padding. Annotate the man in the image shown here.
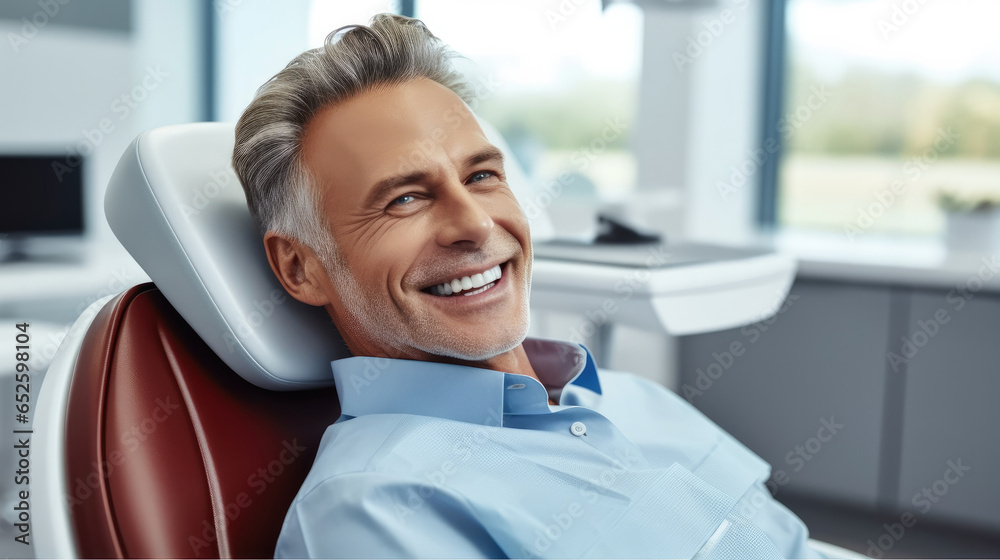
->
[233,14,828,559]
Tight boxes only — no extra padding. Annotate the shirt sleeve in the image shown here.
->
[595,372,831,558]
[274,471,505,559]
[735,482,830,559]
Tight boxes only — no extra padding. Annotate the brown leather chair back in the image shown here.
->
[65,283,340,558]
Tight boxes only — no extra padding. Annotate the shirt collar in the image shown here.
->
[330,337,601,427]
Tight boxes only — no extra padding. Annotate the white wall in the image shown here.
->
[0,21,133,251]
[0,0,205,254]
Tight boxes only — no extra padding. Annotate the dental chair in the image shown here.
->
[32,122,863,558]
[30,119,559,558]
[32,122,351,558]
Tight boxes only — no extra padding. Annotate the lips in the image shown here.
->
[422,262,505,297]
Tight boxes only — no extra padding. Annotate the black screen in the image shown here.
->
[0,155,85,235]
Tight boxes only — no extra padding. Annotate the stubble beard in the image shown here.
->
[316,240,531,363]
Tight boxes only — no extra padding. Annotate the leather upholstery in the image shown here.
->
[65,283,340,558]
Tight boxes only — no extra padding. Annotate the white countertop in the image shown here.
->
[761,230,1000,293]
[0,242,150,309]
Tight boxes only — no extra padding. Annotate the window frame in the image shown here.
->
[757,0,788,230]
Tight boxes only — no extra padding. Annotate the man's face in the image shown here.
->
[300,78,532,363]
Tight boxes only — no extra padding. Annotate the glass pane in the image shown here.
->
[779,0,1000,239]
[309,0,401,46]
[413,0,643,203]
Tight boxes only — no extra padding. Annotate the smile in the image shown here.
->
[425,263,504,297]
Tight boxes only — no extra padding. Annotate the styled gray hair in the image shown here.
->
[233,13,471,255]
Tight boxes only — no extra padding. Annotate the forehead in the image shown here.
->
[301,78,491,199]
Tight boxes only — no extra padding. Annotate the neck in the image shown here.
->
[344,336,558,406]
[438,343,538,380]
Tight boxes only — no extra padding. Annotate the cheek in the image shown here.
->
[353,222,429,283]
[489,195,532,241]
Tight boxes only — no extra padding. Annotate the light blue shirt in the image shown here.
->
[275,338,826,559]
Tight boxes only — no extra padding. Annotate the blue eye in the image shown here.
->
[390,194,416,206]
[470,171,496,183]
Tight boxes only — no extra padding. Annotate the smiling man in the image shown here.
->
[291,77,537,380]
[233,14,829,560]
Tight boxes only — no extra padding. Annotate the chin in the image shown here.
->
[417,319,529,363]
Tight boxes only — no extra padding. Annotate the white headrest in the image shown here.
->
[105,120,552,390]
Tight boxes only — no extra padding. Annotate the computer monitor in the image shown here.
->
[0,154,85,262]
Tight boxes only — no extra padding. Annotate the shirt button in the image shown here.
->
[570,422,587,436]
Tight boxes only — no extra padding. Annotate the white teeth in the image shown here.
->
[463,282,495,297]
[430,264,504,296]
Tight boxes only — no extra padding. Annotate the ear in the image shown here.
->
[263,231,331,307]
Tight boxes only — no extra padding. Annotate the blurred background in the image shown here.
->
[1,0,999,557]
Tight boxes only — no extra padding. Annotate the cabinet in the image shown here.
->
[897,291,1000,532]
[680,279,1000,533]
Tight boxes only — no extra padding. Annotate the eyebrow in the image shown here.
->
[364,146,506,209]
[464,146,504,169]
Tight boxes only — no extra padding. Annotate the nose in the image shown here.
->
[435,181,494,249]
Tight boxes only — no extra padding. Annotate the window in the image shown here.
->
[767,0,1000,239]
[412,0,643,210]
[308,0,402,46]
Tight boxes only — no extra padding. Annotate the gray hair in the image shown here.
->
[233,13,472,257]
